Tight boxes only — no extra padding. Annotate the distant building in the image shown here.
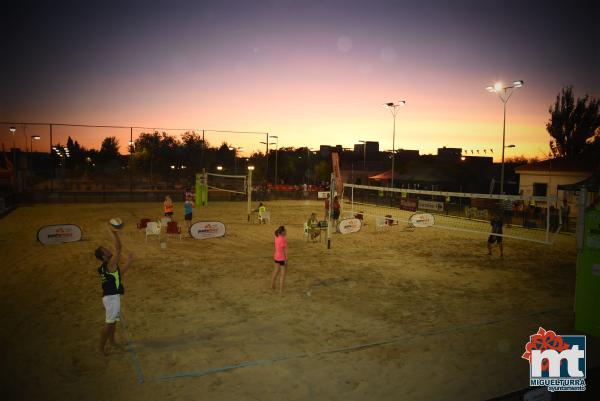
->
[396,149,420,160]
[319,144,343,157]
[437,146,462,160]
[515,158,593,202]
[353,141,379,159]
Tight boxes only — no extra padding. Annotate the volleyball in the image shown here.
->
[109,218,124,229]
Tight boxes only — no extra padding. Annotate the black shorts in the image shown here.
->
[274,260,287,266]
[332,210,340,219]
[165,212,173,216]
[488,234,503,244]
[184,213,192,221]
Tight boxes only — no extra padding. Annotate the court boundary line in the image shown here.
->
[120,312,145,384]
[152,305,571,382]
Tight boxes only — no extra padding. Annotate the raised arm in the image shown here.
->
[109,229,122,267]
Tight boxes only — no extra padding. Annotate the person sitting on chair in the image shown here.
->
[253,202,268,224]
[307,212,320,241]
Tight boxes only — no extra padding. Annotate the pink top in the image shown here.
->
[274,235,287,262]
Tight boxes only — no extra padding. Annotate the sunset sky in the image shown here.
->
[1,0,598,159]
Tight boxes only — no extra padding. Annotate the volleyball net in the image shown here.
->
[206,172,247,195]
[343,183,562,244]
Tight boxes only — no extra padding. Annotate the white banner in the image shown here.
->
[338,218,362,234]
[37,224,82,245]
[189,221,226,239]
[409,213,435,228]
[418,199,444,212]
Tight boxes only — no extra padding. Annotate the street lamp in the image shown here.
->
[216,165,223,171]
[358,140,367,169]
[30,135,41,153]
[486,80,524,194]
[9,127,16,149]
[383,101,406,188]
[259,141,277,182]
[269,135,279,185]
[229,146,244,174]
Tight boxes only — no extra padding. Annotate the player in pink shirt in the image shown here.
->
[272,225,288,294]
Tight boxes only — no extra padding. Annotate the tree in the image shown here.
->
[547,86,600,159]
[99,136,120,158]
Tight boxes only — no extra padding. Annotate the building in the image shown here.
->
[515,158,593,199]
[437,146,462,160]
[516,159,594,227]
[353,141,379,159]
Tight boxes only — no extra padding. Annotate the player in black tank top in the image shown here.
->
[94,228,134,355]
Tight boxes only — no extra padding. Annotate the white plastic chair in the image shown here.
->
[259,210,270,224]
[375,216,387,232]
[146,221,161,242]
[303,222,310,241]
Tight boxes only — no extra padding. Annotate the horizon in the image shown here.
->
[1,0,598,161]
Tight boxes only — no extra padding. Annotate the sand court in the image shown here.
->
[1,200,597,401]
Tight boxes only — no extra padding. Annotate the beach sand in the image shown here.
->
[0,200,596,400]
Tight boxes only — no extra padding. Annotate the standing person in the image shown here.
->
[324,193,330,221]
[95,229,135,356]
[271,226,288,294]
[163,195,174,217]
[501,193,514,227]
[487,212,504,257]
[332,195,341,231]
[184,196,194,231]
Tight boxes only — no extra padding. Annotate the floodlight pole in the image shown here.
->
[384,101,405,189]
[486,80,524,194]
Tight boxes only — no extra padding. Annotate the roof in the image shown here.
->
[369,170,392,180]
[557,173,600,192]
[515,158,594,174]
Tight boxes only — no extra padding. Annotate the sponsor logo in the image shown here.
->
[190,221,226,239]
[37,224,82,245]
[522,327,586,392]
[418,200,444,212]
[338,218,361,234]
[409,213,435,227]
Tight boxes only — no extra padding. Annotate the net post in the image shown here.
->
[327,172,335,249]
[202,169,208,206]
[247,168,252,222]
[545,195,551,244]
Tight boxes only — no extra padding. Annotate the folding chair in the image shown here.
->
[303,222,310,242]
[137,218,151,232]
[166,221,182,241]
[258,210,271,224]
[145,221,161,242]
[375,216,387,232]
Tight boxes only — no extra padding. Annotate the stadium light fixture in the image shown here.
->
[383,100,407,188]
[30,135,41,153]
[181,165,186,169]
[247,165,255,171]
[170,165,175,169]
[485,79,524,194]
[217,165,223,171]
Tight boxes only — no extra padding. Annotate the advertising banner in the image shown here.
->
[418,200,444,212]
[37,224,83,245]
[189,221,226,239]
[338,218,362,234]
[409,213,435,228]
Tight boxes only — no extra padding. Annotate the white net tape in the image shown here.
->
[344,183,562,244]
